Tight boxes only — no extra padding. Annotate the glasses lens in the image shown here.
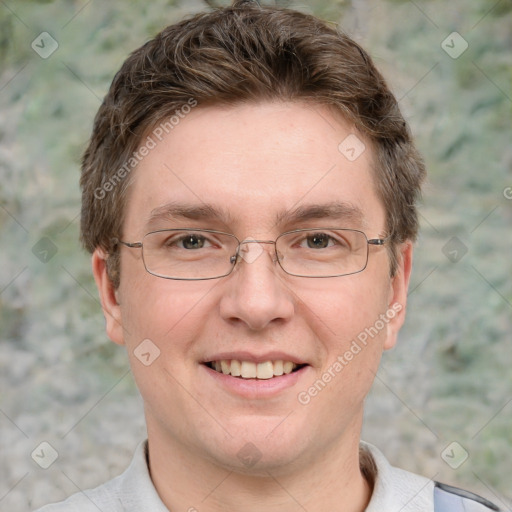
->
[276,229,369,277]
[141,230,238,279]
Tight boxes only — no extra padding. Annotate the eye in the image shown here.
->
[303,232,337,249]
[159,233,214,250]
[176,234,210,250]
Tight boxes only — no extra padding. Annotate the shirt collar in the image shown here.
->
[361,441,434,511]
[118,439,434,511]
[117,440,169,511]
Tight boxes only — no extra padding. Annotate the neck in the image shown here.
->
[147,419,373,512]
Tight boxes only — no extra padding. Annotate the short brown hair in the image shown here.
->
[80,0,425,286]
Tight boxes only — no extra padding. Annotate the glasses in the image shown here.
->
[114,228,389,280]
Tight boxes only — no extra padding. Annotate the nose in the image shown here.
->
[219,240,295,331]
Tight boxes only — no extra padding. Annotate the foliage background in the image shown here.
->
[0,0,510,510]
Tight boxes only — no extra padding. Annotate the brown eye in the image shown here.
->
[179,234,206,249]
[306,233,331,249]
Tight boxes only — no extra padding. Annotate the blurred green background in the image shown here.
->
[0,0,510,510]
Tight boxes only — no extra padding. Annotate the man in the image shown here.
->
[36,1,501,510]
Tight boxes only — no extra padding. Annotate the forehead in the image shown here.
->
[124,101,385,236]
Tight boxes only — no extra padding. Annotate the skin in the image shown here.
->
[93,101,413,512]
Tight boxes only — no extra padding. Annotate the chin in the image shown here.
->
[204,427,308,476]
[217,447,303,477]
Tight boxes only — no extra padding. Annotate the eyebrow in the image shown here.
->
[146,202,236,228]
[275,201,366,228]
[145,200,366,230]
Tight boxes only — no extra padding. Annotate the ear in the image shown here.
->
[92,248,125,346]
[383,241,413,351]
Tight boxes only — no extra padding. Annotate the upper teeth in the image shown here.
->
[211,360,298,379]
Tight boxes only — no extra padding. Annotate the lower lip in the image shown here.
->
[201,364,309,399]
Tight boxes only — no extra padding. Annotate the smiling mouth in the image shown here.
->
[204,360,307,379]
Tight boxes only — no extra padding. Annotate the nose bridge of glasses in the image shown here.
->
[233,238,278,266]
[240,238,276,246]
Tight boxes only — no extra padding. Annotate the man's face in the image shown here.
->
[94,102,411,474]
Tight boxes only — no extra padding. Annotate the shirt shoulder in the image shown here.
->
[33,479,125,512]
[361,442,502,512]
[33,441,169,512]
[434,482,502,511]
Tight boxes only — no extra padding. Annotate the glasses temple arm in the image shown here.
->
[112,237,142,249]
[367,237,389,246]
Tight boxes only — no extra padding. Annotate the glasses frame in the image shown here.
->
[113,227,389,280]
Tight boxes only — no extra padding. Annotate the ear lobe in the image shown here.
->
[92,248,125,346]
[383,241,413,351]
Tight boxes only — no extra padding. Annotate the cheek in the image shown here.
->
[118,266,217,353]
[296,277,390,401]
[117,277,217,411]
[296,275,390,347]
